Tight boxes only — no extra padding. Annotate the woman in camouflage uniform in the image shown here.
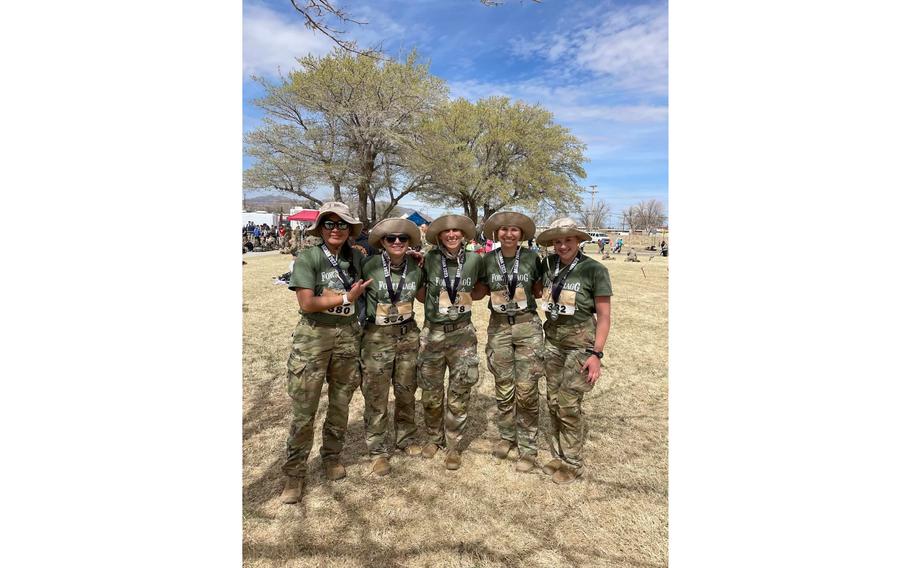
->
[279,202,373,504]
[536,218,613,484]
[473,211,546,473]
[415,214,485,471]
[359,218,426,477]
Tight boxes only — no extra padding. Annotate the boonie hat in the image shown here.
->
[425,214,476,245]
[535,217,591,247]
[484,211,536,242]
[368,217,421,249]
[305,202,363,237]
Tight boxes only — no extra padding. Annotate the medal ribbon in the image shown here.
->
[320,244,352,291]
[495,248,521,301]
[381,251,408,304]
[550,253,582,306]
[440,249,464,305]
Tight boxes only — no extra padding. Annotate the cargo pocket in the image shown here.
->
[565,350,595,394]
[287,351,309,399]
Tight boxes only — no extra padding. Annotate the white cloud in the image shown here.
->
[243,3,334,78]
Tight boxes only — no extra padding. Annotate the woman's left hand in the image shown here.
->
[407,249,425,267]
[581,355,601,384]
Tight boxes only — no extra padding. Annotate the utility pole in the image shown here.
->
[586,184,598,228]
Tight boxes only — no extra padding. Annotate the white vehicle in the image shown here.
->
[587,231,608,240]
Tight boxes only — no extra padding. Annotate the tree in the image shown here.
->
[415,97,587,224]
[622,199,667,233]
[576,200,610,229]
[244,49,447,227]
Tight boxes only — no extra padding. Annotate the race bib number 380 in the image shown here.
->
[541,288,577,316]
[438,290,472,317]
[321,289,354,316]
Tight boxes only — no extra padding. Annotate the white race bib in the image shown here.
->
[490,287,528,314]
[541,288,577,316]
[321,289,354,316]
[438,290,472,317]
[375,301,414,326]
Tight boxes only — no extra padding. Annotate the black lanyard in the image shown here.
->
[495,248,521,300]
[381,252,408,304]
[550,253,581,305]
[320,244,352,291]
[440,249,464,305]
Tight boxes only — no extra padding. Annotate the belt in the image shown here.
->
[303,316,356,328]
[490,311,538,326]
[426,317,472,333]
[365,319,418,335]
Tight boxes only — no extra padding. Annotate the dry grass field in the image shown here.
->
[243,244,668,568]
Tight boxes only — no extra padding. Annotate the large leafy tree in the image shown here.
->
[415,96,587,224]
[244,49,447,227]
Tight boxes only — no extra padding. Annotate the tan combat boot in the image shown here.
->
[371,456,391,476]
[552,466,582,485]
[492,440,515,459]
[444,449,462,470]
[421,443,440,459]
[324,461,346,481]
[280,476,304,504]
[403,444,422,457]
[515,455,537,473]
[542,458,563,475]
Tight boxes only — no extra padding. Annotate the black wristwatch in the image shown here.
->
[585,348,604,359]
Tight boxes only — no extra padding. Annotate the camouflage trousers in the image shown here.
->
[485,314,545,456]
[361,321,420,457]
[417,321,480,449]
[283,317,362,477]
[542,319,598,471]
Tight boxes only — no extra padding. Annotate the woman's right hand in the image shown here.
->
[346,279,374,301]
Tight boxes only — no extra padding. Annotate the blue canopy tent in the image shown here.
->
[405,211,433,226]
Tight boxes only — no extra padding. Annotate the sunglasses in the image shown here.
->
[321,220,350,231]
[383,234,410,244]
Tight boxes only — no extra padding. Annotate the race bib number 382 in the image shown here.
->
[541,288,577,316]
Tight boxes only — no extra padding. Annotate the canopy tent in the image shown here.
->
[404,211,433,226]
[287,209,319,222]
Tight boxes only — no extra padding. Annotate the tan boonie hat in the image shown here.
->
[425,214,476,245]
[368,217,421,248]
[484,211,536,242]
[535,217,591,247]
[305,202,363,237]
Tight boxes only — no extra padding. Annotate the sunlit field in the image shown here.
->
[243,245,668,567]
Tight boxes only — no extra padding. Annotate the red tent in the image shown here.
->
[287,209,319,222]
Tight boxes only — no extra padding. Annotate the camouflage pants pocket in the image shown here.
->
[563,349,595,394]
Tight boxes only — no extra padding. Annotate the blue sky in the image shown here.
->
[243,0,667,223]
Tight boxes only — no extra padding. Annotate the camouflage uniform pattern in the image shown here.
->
[417,323,480,449]
[284,317,362,477]
[485,317,545,456]
[542,319,597,471]
[361,322,421,456]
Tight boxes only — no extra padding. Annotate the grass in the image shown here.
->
[243,244,668,567]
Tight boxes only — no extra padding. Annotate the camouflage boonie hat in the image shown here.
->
[368,218,421,249]
[536,217,591,247]
[425,214,476,245]
[484,211,536,242]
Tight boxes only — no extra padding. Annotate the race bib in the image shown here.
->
[491,287,528,314]
[541,288,577,316]
[321,289,354,316]
[375,301,414,326]
[438,290,472,317]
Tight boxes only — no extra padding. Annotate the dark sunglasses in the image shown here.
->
[321,220,350,231]
[383,234,410,244]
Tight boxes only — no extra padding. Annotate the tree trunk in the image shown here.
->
[332,180,342,202]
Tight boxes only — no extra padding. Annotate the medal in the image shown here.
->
[549,309,560,321]
[448,305,460,320]
[388,304,399,315]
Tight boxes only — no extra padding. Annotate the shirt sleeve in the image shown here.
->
[592,263,613,297]
[288,248,316,291]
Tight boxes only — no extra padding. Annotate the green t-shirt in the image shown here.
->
[362,254,425,325]
[422,247,484,325]
[479,247,543,315]
[289,244,365,324]
[541,253,612,326]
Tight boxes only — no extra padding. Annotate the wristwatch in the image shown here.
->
[342,293,351,306]
[585,348,604,359]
